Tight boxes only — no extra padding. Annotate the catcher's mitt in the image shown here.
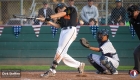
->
[80,38,90,48]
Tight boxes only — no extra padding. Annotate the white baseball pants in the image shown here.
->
[91,54,119,70]
[55,27,81,68]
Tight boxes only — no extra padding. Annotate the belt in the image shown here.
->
[62,26,75,30]
[112,53,117,55]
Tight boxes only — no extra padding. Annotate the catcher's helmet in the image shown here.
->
[97,29,109,36]
[55,3,67,13]
[127,5,140,18]
[96,29,109,42]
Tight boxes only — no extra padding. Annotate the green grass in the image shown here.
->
[0,65,133,71]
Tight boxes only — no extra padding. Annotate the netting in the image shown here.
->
[0,0,139,25]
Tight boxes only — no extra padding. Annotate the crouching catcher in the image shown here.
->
[80,29,120,74]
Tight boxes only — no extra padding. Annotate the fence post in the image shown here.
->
[105,0,108,25]
[20,0,24,25]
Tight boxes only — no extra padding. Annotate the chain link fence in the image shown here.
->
[0,0,140,25]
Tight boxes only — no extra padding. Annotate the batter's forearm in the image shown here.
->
[48,21,60,28]
[51,12,66,19]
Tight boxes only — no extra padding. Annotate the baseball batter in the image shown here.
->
[38,3,85,78]
[127,5,140,74]
[80,29,119,74]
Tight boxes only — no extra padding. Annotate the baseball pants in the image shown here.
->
[133,44,140,72]
[55,27,81,68]
[91,54,119,70]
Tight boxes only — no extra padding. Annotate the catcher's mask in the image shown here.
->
[96,29,109,42]
[55,3,67,13]
[127,5,140,18]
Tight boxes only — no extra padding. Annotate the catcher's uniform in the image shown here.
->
[80,29,120,74]
[89,39,119,72]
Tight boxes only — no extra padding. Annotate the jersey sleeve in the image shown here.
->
[64,7,76,15]
[100,42,116,54]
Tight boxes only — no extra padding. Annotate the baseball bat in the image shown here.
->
[13,15,41,20]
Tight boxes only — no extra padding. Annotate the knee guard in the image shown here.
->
[87,54,94,64]
[51,60,59,69]
[87,54,104,72]
[100,56,116,73]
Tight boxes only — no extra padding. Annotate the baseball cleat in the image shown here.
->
[78,62,85,74]
[111,70,118,75]
[40,70,55,78]
[96,70,108,74]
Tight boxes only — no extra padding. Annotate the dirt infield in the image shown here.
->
[0,71,140,80]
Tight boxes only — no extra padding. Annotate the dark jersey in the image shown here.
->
[130,13,140,40]
[111,7,126,23]
[57,7,77,27]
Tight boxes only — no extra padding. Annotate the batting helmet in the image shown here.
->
[127,5,140,18]
[55,3,67,13]
[96,29,109,42]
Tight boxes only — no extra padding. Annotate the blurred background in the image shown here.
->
[0,0,139,25]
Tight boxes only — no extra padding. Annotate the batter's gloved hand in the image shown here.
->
[45,15,51,21]
[80,38,90,48]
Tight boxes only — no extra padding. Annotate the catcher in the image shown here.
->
[80,29,120,74]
